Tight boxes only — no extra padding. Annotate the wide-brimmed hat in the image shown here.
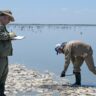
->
[0,10,15,22]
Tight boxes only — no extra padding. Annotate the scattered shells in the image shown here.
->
[4,64,96,96]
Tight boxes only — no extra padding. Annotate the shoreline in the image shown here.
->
[5,64,96,96]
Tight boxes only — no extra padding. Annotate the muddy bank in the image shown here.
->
[5,64,96,96]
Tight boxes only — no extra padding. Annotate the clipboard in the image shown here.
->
[12,36,25,40]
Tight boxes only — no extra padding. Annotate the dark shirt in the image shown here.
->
[0,25,13,56]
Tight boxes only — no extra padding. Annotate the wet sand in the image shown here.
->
[5,64,96,96]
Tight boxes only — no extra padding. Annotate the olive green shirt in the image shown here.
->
[0,25,13,56]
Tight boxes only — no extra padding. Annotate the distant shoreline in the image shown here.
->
[8,23,96,26]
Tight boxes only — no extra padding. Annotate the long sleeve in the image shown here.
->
[0,25,10,40]
[64,48,71,73]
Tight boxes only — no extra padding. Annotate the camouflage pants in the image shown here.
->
[71,56,84,72]
[71,55,96,74]
[0,57,8,87]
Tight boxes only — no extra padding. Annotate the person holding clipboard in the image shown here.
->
[0,10,24,96]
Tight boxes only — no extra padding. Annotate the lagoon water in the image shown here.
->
[8,24,96,85]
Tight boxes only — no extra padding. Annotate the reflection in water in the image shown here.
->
[7,24,96,33]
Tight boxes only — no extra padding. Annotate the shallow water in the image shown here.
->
[7,24,96,85]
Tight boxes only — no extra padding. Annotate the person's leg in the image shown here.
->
[71,56,84,86]
[0,57,8,96]
[85,54,96,74]
[71,56,84,73]
[72,72,81,86]
[0,57,8,84]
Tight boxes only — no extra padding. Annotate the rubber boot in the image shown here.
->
[71,72,81,87]
[0,83,6,96]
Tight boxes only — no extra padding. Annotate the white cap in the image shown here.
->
[55,43,61,47]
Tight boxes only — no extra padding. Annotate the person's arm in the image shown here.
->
[0,25,16,40]
[64,51,70,73]
[61,48,71,77]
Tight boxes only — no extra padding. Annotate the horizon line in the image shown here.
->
[9,23,96,26]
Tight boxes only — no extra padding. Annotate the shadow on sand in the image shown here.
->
[39,83,96,91]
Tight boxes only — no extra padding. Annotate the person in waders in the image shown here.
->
[0,10,16,96]
[55,40,96,86]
